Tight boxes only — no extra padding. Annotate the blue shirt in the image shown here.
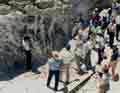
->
[48,58,63,71]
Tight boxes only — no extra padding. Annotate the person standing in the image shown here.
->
[96,34,105,64]
[22,36,32,70]
[95,65,111,93]
[47,51,63,91]
[110,45,119,80]
[107,19,116,48]
[107,8,112,24]
[83,38,93,70]
[74,42,84,75]
[90,47,99,72]
[59,45,74,84]
[116,14,120,41]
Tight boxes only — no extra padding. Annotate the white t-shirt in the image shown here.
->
[22,40,31,51]
[59,48,74,64]
[90,49,98,67]
[116,15,120,25]
[104,46,113,61]
[96,35,105,48]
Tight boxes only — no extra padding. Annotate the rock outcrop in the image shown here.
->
[0,0,113,71]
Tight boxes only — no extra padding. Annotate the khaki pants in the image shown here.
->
[60,64,70,83]
[75,55,83,74]
[75,55,84,74]
[110,61,118,79]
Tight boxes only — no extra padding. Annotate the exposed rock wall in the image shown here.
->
[0,0,113,71]
[0,0,73,71]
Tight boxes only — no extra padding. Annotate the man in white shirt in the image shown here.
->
[22,36,32,70]
[59,45,74,84]
[116,14,120,41]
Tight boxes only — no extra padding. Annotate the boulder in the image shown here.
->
[24,4,41,15]
[35,0,54,9]
[0,4,11,15]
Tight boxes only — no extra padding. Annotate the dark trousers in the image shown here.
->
[25,50,32,70]
[116,24,120,41]
[98,48,103,64]
[47,70,60,90]
[108,32,115,48]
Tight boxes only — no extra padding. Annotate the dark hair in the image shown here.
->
[113,47,118,53]
[97,21,101,26]
[98,72,103,78]
[47,50,53,58]
[108,9,112,15]
[103,56,107,59]
[65,44,71,51]
[103,68,109,73]
[24,36,30,40]
[103,16,107,22]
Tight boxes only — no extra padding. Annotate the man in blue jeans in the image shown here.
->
[47,51,63,91]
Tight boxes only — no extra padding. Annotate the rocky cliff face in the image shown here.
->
[0,0,74,71]
[0,0,113,71]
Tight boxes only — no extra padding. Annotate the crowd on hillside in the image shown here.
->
[22,1,120,93]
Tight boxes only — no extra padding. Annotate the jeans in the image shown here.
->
[47,70,60,90]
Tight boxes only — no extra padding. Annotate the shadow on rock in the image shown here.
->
[0,52,48,81]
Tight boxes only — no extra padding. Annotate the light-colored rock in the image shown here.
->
[24,4,41,15]
[35,0,54,9]
[0,4,11,15]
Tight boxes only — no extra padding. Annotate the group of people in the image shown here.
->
[46,6,120,93]
[21,2,120,92]
[72,5,120,93]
